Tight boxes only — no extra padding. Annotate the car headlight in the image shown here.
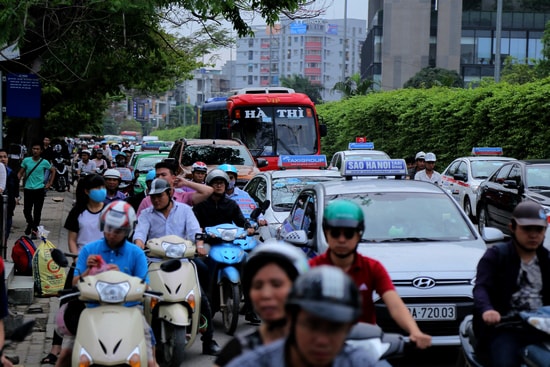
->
[161,241,186,258]
[96,281,131,303]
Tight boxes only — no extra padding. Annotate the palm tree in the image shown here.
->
[332,73,376,98]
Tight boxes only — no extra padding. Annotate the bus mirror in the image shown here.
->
[319,124,327,137]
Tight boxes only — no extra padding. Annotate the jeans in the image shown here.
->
[23,188,45,229]
[488,328,544,367]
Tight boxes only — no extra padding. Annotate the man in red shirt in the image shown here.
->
[309,199,432,349]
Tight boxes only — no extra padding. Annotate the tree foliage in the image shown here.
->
[404,67,464,89]
[332,73,376,98]
[317,78,550,169]
[280,74,323,104]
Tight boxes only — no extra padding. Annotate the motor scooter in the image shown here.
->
[52,250,164,367]
[203,224,249,335]
[459,307,550,367]
[52,157,70,192]
[144,235,201,367]
[346,322,407,365]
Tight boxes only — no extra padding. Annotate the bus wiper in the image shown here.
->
[379,237,442,242]
[277,138,296,155]
[529,186,550,190]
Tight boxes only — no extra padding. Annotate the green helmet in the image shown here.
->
[323,199,364,231]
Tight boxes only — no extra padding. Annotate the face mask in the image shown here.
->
[228,179,236,190]
[89,188,107,203]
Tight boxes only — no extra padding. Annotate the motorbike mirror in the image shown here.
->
[260,200,270,212]
[50,249,69,267]
[9,320,35,342]
[160,259,181,273]
[250,200,271,220]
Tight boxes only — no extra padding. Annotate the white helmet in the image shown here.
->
[103,169,121,180]
[425,152,437,162]
[100,201,137,236]
[415,151,426,160]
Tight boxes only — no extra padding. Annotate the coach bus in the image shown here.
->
[200,88,327,170]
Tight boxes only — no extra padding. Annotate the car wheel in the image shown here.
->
[464,197,475,223]
[477,206,488,235]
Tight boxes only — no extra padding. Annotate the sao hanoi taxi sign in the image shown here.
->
[343,159,407,176]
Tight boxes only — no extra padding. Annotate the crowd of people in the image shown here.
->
[2,136,546,367]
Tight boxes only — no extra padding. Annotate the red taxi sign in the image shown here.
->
[278,155,327,169]
[471,147,503,156]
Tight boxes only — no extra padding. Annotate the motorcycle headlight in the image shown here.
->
[220,229,238,242]
[96,281,131,303]
[161,241,186,258]
[527,316,550,334]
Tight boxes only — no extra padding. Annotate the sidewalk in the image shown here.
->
[6,188,74,367]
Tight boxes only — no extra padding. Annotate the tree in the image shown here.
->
[0,0,316,144]
[332,73,376,98]
[404,67,464,88]
[280,74,323,103]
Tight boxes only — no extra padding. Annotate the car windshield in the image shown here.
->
[181,145,253,166]
[272,176,341,211]
[325,192,476,242]
[135,156,165,172]
[470,160,508,179]
[526,164,550,189]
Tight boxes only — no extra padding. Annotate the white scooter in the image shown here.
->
[53,249,164,367]
[144,235,202,366]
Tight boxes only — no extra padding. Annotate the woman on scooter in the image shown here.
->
[40,174,106,365]
[214,240,309,367]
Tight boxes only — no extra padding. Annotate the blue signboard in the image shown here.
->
[278,155,327,168]
[6,73,41,118]
[343,159,407,176]
[290,23,307,34]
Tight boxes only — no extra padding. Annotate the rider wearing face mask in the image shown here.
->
[218,164,267,226]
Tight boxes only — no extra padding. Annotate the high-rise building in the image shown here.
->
[362,0,550,90]
[231,17,366,101]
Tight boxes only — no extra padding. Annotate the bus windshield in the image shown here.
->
[231,106,317,157]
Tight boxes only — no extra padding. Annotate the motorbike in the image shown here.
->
[144,235,202,367]
[52,157,70,192]
[346,322,407,365]
[52,249,165,367]
[459,307,550,367]
[203,223,252,335]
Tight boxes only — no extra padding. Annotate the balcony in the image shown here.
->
[304,67,321,76]
[305,55,322,62]
[260,79,270,86]
[261,43,270,48]
[260,55,270,60]
[260,68,270,73]
[305,41,322,49]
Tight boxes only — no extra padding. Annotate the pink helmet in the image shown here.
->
[192,161,208,172]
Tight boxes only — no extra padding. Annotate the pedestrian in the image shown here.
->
[214,240,309,367]
[225,266,378,367]
[473,201,550,367]
[18,142,55,239]
[407,151,425,179]
[414,152,441,185]
[309,199,432,349]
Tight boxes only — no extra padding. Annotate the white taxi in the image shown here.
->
[328,142,390,171]
[243,155,342,240]
[440,147,515,221]
[279,158,504,346]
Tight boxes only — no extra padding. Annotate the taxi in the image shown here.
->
[243,155,342,240]
[278,158,504,346]
[440,147,515,221]
[328,142,390,171]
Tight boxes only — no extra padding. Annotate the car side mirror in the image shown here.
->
[256,158,268,168]
[454,173,466,182]
[503,180,518,189]
[282,230,312,247]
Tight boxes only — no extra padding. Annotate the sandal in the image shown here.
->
[40,353,58,365]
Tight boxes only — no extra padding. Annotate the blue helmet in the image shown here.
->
[145,169,156,182]
[218,164,238,176]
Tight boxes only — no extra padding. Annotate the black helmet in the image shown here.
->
[206,169,230,187]
[242,239,310,296]
[286,265,361,323]
[148,178,171,196]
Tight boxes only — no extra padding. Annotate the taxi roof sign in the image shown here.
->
[342,159,407,177]
[472,147,503,156]
[278,155,327,168]
[348,142,374,150]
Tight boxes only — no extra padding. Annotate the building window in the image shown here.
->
[248,75,253,85]
[248,65,253,72]
[248,39,254,47]
[248,51,253,60]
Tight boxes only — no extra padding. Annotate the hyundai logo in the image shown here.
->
[412,277,436,289]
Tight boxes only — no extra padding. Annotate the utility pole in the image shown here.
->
[341,0,348,84]
[494,0,503,82]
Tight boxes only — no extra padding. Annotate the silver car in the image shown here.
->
[279,159,503,346]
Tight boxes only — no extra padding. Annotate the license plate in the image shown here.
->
[407,304,456,321]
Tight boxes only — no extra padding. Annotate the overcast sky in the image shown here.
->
[210,0,368,67]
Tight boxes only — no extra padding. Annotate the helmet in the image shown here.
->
[242,239,310,296]
[415,151,426,160]
[53,144,62,153]
[206,169,230,187]
[116,152,126,158]
[286,265,361,323]
[100,200,137,235]
[425,152,436,162]
[145,169,156,182]
[218,164,238,176]
[103,169,121,180]
[148,178,171,195]
[81,149,91,156]
[323,200,365,231]
[96,148,103,154]
[192,161,208,173]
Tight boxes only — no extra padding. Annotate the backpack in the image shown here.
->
[11,236,37,275]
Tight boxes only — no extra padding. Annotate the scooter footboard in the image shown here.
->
[158,304,190,327]
[218,266,241,284]
[73,306,148,366]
